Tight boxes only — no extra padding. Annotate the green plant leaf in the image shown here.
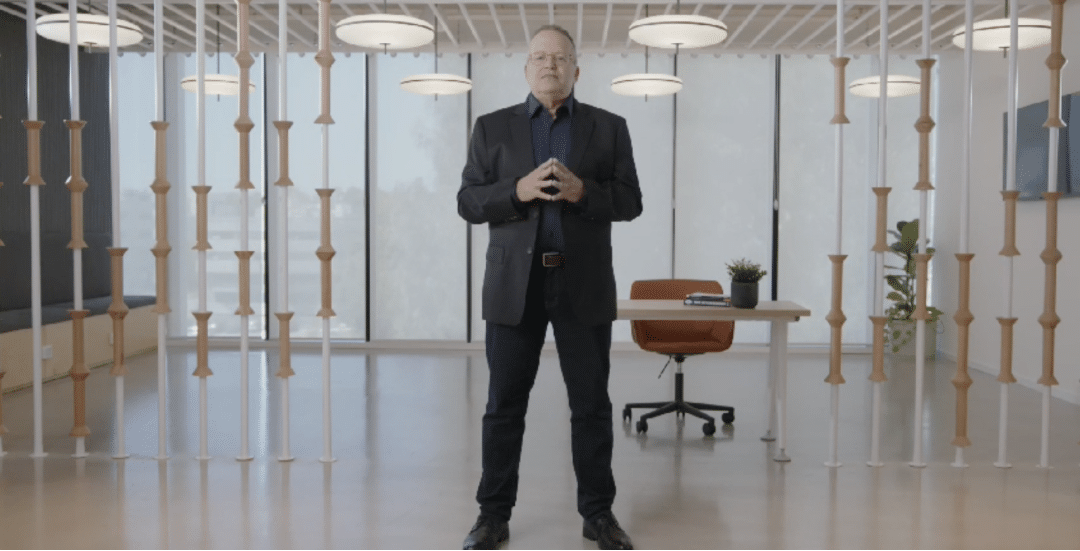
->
[886,291,904,302]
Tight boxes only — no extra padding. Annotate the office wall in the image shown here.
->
[0,12,113,312]
[934,2,1080,404]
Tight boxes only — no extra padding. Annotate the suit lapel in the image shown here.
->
[568,102,595,173]
[509,104,536,172]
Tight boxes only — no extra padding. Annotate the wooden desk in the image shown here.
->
[617,299,811,462]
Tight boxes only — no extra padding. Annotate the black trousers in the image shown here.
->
[476,256,616,522]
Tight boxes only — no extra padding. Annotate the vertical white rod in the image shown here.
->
[28,0,47,460]
[153,0,167,463]
[196,0,209,461]
[826,385,840,467]
[960,0,972,253]
[108,0,129,462]
[154,0,163,121]
[69,0,85,458]
[319,109,334,464]
[877,2,888,193]
[279,0,287,121]
[69,0,79,120]
[322,318,333,462]
[199,377,209,459]
[825,0,845,470]
[1039,386,1051,468]
[157,315,167,459]
[911,321,926,466]
[239,322,250,460]
[955,0,975,470]
[317,0,334,463]
[994,383,1010,467]
[868,382,883,466]
[279,378,292,461]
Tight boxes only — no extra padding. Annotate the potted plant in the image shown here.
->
[884,219,944,358]
[726,258,767,309]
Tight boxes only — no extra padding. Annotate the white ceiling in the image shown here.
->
[1,0,1050,55]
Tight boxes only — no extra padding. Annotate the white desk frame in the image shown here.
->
[617,300,811,462]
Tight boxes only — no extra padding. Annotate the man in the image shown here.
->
[457,24,642,551]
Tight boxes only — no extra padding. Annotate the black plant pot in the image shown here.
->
[730,281,759,309]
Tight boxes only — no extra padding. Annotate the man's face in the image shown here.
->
[525,30,579,100]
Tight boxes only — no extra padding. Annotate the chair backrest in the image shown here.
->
[630,279,735,354]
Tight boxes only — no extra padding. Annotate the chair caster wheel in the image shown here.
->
[703,422,716,436]
[722,412,735,425]
[636,419,648,434]
[622,408,632,422]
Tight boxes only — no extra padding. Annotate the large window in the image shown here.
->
[118,49,932,346]
[268,52,368,340]
[370,52,468,340]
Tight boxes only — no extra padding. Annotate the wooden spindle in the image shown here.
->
[276,313,296,378]
[830,57,850,125]
[952,253,975,448]
[151,121,172,315]
[914,59,935,191]
[107,248,129,376]
[316,188,336,318]
[872,187,891,252]
[1037,192,1062,387]
[314,0,335,125]
[997,317,1018,384]
[68,309,91,438]
[912,253,932,321]
[825,255,847,384]
[1000,191,1020,256]
[1044,0,1066,129]
[870,316,888,382]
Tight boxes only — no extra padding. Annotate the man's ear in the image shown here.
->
[574,66,580,82]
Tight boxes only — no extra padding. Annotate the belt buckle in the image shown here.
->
[542,252,563,268]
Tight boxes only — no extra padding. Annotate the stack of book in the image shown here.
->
[683,292,731,307]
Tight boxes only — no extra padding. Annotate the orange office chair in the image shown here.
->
[622,279,735,436]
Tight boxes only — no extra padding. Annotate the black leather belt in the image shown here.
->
[541,252,565,268]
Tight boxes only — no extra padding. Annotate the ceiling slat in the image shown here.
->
[488,2,507,48]
[428,2,458,46]
[458,3,482,47]
[747,4,792,50]
[842,4,914,48]
[793,10,838,50]
[721,3,763,48]
[770,4,823,50]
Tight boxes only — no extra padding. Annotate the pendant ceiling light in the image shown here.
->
[849,74,921,98]
[401,20,471,96]
[629,0,726,50]
[182,6,251,96]
[950,17,1051,51]
[612,34,682,98]
[36,12,143,47]
[611,73,683,96]
[336,1,434,52]
[181,74,256,95]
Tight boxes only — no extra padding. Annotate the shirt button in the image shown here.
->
[526,247,533,255]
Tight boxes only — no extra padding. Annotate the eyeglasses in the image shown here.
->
[528,52,574,66]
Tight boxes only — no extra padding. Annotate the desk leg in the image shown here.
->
[762,326,777,442]
[772,320,791,462]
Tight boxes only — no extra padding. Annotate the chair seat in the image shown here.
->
[639,341,727,355]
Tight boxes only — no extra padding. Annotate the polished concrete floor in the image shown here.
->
[1,345,1079,549]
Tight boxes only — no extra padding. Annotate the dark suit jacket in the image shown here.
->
[458,97,643,327]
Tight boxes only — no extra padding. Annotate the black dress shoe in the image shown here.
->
[462,515,509,550]
[583,511,634,550]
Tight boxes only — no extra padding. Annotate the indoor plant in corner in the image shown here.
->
[885,219,944,358]
[727,258,767,309]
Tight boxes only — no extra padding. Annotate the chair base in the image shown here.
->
[623,369,734,437]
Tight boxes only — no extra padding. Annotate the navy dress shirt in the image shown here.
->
[526,92,574,253]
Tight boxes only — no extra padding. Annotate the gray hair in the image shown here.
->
[530,24,576,55]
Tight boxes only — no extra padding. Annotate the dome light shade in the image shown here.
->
[610,73,683,96]
[849,75,920,98]
[628,15,727,49]
[950,18,1052,51]
[335,14,434,50]
[400,73,472,95]
[36,13,143,47]
[181,74,257,96]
